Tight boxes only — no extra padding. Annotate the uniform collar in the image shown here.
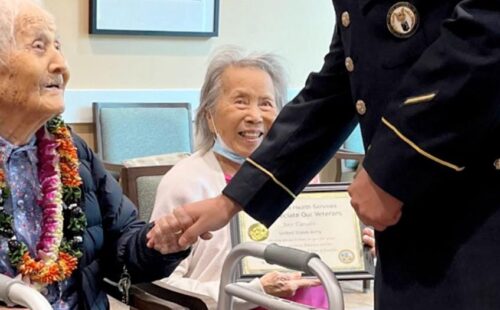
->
[358,0,376,12]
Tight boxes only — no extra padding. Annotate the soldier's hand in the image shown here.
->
[348,168,402,231]
[177,195,242,248]
[362,227,376,257]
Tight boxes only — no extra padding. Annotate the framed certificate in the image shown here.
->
[89,0,219,37]
[230,183,374,280]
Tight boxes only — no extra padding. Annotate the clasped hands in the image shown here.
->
[146,195,241,254]
[147,168,403,254]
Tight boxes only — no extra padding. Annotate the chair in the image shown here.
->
[106,280,216,310]
[113,164,217,309]
[134,282,216,310]
[333,148,365,182]
[93,102,193,177]
[320,125,365,183]
[320,149,365,183]
[342,124,364,170]
[120,164,173,221]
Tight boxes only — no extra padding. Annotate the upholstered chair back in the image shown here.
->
[93,102,193,164]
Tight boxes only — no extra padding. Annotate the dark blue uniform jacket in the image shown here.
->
[224,1,500,309]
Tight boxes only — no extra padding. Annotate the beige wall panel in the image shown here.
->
[44,0,334,90]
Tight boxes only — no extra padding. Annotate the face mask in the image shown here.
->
[210,113,246,165]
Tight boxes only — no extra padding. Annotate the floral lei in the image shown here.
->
[0,116,86,285]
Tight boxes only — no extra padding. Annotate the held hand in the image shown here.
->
[259,272,321,298]
[348,168,403,231]
[146,212,194,254]
[177,195,242,248]
[147,195,242,252]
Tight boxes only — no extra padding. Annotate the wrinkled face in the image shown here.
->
[207,66,278,158]
[0,4,69,118]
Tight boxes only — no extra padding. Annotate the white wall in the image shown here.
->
[43,0,335,121]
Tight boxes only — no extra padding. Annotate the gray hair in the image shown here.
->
[195,46,288,153]
[0,0,46,66]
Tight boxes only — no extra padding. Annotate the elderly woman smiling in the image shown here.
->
[149,47,328,309]
[0,0,188,309]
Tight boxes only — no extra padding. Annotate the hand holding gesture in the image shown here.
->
[147,195,242,253]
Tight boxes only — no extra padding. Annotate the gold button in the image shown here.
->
[494,158,500,170]
[356,100,366,115]
[345,57,354,72]
[341,11,350,27]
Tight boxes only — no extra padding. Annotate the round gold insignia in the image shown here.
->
[338,249,355,264]
[248,223,269,241]
[387,2,419,39]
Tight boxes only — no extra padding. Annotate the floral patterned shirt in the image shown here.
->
[0,135,77,309]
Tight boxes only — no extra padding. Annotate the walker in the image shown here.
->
[217,242,344,310]
[0,274,52,310]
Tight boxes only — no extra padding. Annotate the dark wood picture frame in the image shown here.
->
[89,0,219,37]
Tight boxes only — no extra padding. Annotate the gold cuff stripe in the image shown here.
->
[381,117,465,172]
[404,92,436,105]
[246,158,297,199]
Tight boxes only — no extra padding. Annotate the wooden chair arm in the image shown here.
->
[104,278,216,310]
[334,149,365,162]
[133,281,217,310]
[332,149,365,181]
[102,161,124,181]
[129,285,188,310]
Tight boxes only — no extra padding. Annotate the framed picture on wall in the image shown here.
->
[89,0,219,37]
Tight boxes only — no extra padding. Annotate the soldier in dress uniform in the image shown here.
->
[147,1,500,309]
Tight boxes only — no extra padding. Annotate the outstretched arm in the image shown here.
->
[147,194,242,250]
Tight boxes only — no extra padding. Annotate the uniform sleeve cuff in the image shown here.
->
[363,121,461,204]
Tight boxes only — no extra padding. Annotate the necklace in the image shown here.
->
[0,116,86,285]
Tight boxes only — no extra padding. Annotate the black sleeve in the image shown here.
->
[363,0,500,203]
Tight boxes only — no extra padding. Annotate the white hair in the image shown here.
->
[0,0,47,66]
[195,45,288,154]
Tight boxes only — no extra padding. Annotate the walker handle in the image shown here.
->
[264,243,320,274]
[0,274,52,310]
